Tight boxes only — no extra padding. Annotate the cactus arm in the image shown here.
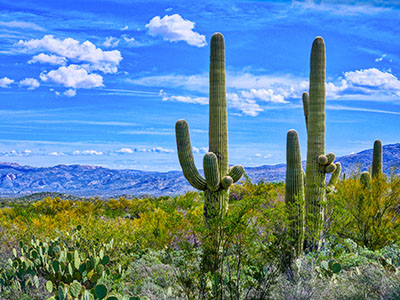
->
[302,92,309,132]
[221,176,233,189]
[372,139,382,178]
[326,162,341,193]
[204,152,220,192]
[325,163,337,174]
[209,33,228,178]
[175,119,207,190]
[228,165,245,183]
[326,153,335,164]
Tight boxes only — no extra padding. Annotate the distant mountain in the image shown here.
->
[0,143,399,198]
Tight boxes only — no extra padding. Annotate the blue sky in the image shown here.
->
[0,0,399,171]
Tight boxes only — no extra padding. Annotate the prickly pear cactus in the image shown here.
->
[175,33,244,271]
[0,226,133,300]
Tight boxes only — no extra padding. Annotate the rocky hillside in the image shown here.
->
[0,143,399,197]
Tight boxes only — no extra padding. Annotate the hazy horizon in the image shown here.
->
[0,0,399,171]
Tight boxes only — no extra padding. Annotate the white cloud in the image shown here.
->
[103,36,120,48]
[128,74,208,92]
[255,153,262,157]
[162,94,208,105]
[343,68,400,91]
[375,54,387,62]
[0,21,44,31]
[146,14,206,47]
[240,88,288,103]
[116,148,134,154]
[63,89,76,97]
[18,35,122,74]
[120,25,129,31]
[0,149,32,156]
[49,151,64,156]
[0,77,14,88]
[40,65,104,89]
[19,78,40,90]
[28,53,66,65]
[227,93,264,117]
[72,150,103,155]
[150,147,174,153]
[122,35,135,43]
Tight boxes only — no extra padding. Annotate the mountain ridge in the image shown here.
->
[0,143,399,197]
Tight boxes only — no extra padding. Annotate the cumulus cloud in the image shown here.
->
[146,14,206,47]
[18,35,122,74]
[150,147,174,153]
[0,77,14,88]
[49,151,65,156]
[72,150,103,155]
[40,65,103,89]
[19,78,40,90]
[28,53,66,65]
[63,89,76,97]
[239,88,288,103]
[103,36,120,48]
[116,148,134,154]
[227,92,264,117]
[120,25,129,31]
[343,68,400,91]
[0,150,32,156]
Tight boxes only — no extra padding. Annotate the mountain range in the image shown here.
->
[0,143,399,198]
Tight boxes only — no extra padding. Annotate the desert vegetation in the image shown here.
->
[0,33,400,300]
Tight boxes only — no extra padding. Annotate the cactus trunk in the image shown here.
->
[372,139,382,178]
[304,37,327,251]
[175,33,244,273]
[285,130,305,257]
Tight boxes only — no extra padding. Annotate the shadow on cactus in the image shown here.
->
[0,225,139,300]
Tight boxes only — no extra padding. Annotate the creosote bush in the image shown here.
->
[328,171,400,250]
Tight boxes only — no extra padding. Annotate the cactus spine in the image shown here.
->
[303,37,341,251]
[285,130,305,257]
[175,33,244,271]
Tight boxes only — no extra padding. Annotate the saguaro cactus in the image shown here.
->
[372,139,383,178]
[361,139,383,188]
[175,33,244,271]
[285,130,305,257]
[303,37,341,251]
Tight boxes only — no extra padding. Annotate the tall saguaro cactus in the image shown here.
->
[285,130,305,257]
[175,33,244,271]
[302,37,341,251]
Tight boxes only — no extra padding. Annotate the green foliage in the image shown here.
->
[328,172,400,250]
